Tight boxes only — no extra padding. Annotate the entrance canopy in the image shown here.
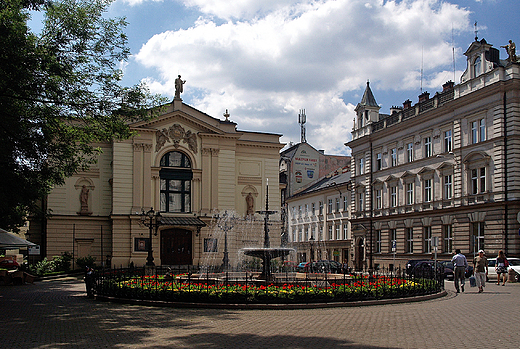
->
[161,217,206,227]
[0,228,37,249]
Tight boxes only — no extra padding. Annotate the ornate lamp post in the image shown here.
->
[139,208,162,267]
[213,211,237,271]
[309,235,315,263]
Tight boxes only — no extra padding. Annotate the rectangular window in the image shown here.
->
[336,225,340,240]
[343,196,348,211]
[444,174,452,199]
[319,227,323,241]
[375,230,382,253]
[312,202,315,215]
[471,167,486,194]
[328,199,333,213]
[407,143,414,163]
[358,192,364,211]
[359,157,365,175]
[343,224,348,240]
[472,222,485,252]
[298,205,302,217]
[328,225,333,240]
[423,226,432,253]
[305,204,309,216]
[298,229,302,242]
[319,201,323,215]
[389,229,397,253]
[424,179,432,202]
[335,198,340,212]
[479,119,486,142]
[443,225,453,253]
[376,153,382,171]
[424,137,432,157]
[406,182,414,205]
[444,130,452,153]
[375,189,382,209]
[391,148,397,167]
[471,121,478,144]
[406,228,414,253]
[390,186,397,207]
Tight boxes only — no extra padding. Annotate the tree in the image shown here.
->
[0,0,167,230]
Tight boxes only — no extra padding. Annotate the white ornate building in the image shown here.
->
[286,168,351,265]
[28,98,284,268]
[346,37,520,270]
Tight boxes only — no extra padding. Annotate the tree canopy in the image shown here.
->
[0,0,167,230]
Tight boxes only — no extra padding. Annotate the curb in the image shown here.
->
[94,289,448,310]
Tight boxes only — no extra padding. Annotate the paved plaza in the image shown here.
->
[1,276,519,349]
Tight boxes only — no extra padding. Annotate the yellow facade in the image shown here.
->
[29,99,284,268]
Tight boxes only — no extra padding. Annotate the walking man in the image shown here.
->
[451,249,468,293]
[473,250,488,293]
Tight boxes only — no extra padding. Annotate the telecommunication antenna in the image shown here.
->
[298,109,307,143]
[452,25,456,82]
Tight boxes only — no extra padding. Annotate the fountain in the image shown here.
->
[241,179,294,281]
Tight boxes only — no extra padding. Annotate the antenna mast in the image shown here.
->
[298,109,306,143]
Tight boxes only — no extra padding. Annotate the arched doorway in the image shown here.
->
[355,237,365,271]
[161,229,192,265]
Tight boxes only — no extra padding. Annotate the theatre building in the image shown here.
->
[28,97,284,268]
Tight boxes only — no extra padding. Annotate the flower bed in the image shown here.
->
[94,268,442,304]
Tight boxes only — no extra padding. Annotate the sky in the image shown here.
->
[35,0,520,155]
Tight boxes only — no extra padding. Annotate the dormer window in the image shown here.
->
[473,56,481,78]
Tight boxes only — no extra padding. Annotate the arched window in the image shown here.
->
[159,151,192,213]
[473,56,481,78]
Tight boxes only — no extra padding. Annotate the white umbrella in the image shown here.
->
[0,228,37,249]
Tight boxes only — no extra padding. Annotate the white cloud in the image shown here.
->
[134,0,471,154]
[121,0,163,6]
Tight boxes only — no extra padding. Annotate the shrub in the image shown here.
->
[76,255,96,270]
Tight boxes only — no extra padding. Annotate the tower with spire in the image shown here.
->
[353,81,380,135]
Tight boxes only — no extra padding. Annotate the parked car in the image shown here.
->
[410,260,444,279]
[310,260,343,273]
[439,261,474,279]
[297,262,310,272]
[0,259,20,270]
[406,259,429,276]
[487,257,520,282]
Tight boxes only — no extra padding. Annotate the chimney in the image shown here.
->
[418,91,430,103]
[442,80,454,92]
[403,99,412,109]
[390,106,402,115]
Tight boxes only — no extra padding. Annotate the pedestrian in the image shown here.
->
[84,266,95,298]
[451,249,468,293]
[495,250,509,286]
[473,250,488,293]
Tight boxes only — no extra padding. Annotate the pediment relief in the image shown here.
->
[463,151,490,164]
[156,124,198,153]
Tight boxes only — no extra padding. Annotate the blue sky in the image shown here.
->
[35,0,520,155]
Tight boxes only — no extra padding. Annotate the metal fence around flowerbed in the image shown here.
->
[91,265,444,305]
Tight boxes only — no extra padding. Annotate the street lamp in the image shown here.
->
[213,211,237,271]
[139,208,162,267]
[309,235,315,263]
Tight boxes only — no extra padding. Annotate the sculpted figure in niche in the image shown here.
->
[80,185,89,213]
[246,193,255,216]
[175,75,186,99]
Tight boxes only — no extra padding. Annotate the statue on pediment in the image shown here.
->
[175,75,186,99]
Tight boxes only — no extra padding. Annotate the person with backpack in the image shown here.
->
[495,250,509,286]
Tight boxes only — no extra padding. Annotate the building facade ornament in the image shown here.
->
[155,124,198,153]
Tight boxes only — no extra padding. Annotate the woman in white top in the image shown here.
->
[496,250,508,286]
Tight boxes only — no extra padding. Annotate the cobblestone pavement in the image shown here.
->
[1,277,519,349]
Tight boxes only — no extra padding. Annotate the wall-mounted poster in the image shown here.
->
[134,238,150,252]
[204,238,218,252]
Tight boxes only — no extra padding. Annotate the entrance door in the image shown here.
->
[161,229,192,265]
[355,238,364,271]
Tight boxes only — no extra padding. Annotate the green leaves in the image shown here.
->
[0,0,167,229]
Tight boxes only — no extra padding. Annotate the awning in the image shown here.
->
[160,217,206,227]
[0,228,37,249]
